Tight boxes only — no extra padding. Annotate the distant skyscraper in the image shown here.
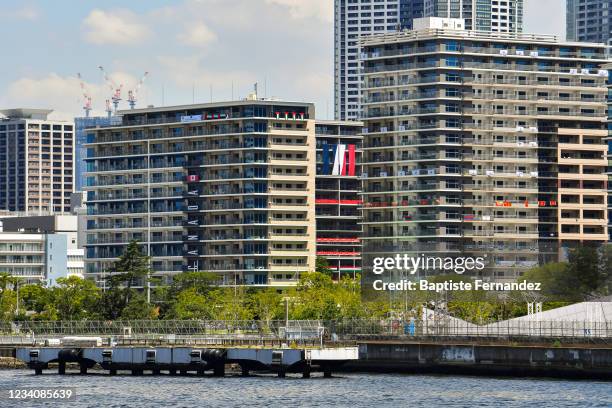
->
[0,109,74,214]
[567,0,612,44]
[424,1,522,32]
[334,0,523,121]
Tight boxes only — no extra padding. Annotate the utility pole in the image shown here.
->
[15,280,19,316]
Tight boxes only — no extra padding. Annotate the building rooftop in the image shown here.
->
[361,27,609,49]
[0,108,54,120]
[117,99,315,115]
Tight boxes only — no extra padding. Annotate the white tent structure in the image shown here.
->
[484,301,612,338]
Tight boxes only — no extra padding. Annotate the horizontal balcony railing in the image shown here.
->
[87,175,184,187]
[363,45,605,60]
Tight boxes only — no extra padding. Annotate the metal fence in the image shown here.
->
[329,319,612,340]
[1,319,610,341]
[0,320,322,338]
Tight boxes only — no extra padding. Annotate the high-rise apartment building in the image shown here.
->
[359,22,609,282]
[335,1,523,121]
[75,116,121,192]
[605,63,612,241]
[425,1,522,33]
[0,109,74,214]
[315,120,363,278]
[567,0,612,45]
[84,99,317,287]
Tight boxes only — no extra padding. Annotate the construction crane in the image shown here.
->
[127,71,149,109]
[98,65,123,112]
[105,99,112,119]
[77,73,92,117]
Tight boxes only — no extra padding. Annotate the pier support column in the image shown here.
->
[152,369,161,375]
[213,364,225,377]
[278,370,286,378]
[110,368,117,376]
[34,366,43,375]
[323,367,332,378]
[169,368,176,376]
[58,361,66,375]
[132,369,143,376]
[197,369,205,376]
[79,364,88,375]
[302,366,311,379]
[241,367,250,377]
[180,370,188,376]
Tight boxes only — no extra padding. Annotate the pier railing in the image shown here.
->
[0,320,321,337]
[1,319,611,344]
[329,319,612,342]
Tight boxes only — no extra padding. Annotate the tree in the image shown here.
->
[290,272,366,320]
[52,276,100,320]
[19,284,53,315]
[315,256,333,277]
[121,294,158,320]
[0,288,16,321]
[207,288,253,321]
[567,245,601,296]
[250,288,283,326]
[0,272,12,292]
[100,241,152,319]
[521,262,578,302]
[599,244,612,296]
[168,271,216,298]
[168,287,213,320]
[109,241,152,292]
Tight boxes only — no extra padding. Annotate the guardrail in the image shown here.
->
[329,319,612,340]
[1,319,610,341]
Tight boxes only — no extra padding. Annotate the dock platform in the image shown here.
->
[16,344,359,378]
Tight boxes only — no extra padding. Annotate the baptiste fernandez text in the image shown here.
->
[372,279,541,293]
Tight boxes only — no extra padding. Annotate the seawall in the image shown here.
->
[342,341,612,379]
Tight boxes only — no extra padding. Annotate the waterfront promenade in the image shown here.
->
[2,318,611,379]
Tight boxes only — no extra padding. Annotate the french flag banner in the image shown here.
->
[332,144,347,176]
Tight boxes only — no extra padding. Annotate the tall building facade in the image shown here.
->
[605,63,612,241]
[335,1,523,121]
[75,116,121,192]
[0,109,74,214]
[315,120,363,278]
[359,24,609,282]
[85,99,317,287]
[424,1,523,33]
[567,0,612,45]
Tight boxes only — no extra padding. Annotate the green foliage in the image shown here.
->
[97,240,154,319]
[52,276,100,320]
[315,256,333,277]
[289,272,365,320]
[168,287,213,319]
[8,244,611,324]
[120,294,158,320]
[0,288,17,321]
[250,288,283,324]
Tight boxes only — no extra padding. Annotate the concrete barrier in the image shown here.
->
[342,342,612,379]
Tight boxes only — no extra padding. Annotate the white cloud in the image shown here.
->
[177,22,218,47]
[1,72,142,119]
[82,9,150,45]
[157,55,256,89]
[264,0,333,23]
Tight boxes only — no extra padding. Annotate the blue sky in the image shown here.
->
[0,0,565,120]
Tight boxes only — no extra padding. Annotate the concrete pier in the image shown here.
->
[16,345,358,378]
